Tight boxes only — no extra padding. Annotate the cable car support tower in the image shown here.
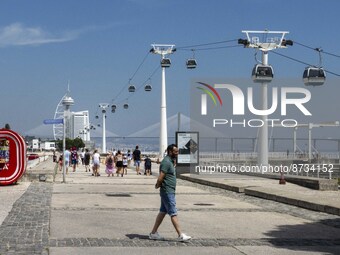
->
[150,44,176,158]
[239,30,293,168]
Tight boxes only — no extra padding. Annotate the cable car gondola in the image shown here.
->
[186,59,197,69]
[252,64,274,83]
[111,104,117,113]
[303,67,326,86]
[123,103,129,109]
[161,58,171,68]
[128,85,136,92]
[144,84,152,92]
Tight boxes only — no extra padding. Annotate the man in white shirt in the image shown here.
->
[92,150,101,177]
[64,148,71,174]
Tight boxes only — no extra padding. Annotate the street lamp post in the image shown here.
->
[150,44,175,158]
[293,121,340,161]
[61,94,74,183]
[99,103,109,153]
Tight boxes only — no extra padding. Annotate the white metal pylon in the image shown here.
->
[150,44,175,158]
[240,30,292,168]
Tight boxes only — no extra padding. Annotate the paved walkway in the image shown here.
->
[181,173,340,216]
[0,157,340,254]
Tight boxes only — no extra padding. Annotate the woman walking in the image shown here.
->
[115,150,124,177]
[105,152,115,177]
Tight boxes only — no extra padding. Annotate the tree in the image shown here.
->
[73,137,85,149]
[55,137,85,151]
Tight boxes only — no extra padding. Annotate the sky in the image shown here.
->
[0,0,340,140]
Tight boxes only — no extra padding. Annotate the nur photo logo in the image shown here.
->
[196,82,223,115]
[196,81,312,128]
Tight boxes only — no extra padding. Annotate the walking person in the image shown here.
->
[127,149,132,167]
[105,152,115,177]
[71,147,78,172]
[133,145,141,175]
[92,149,101,177]
[144,156,152,176]
[149,144,191,242]
[58,154,63,171]
[64,148,71,174]
[115,150,124,177]
[80,149,85,165]
[123,155,128,175]
[84,148,91,172]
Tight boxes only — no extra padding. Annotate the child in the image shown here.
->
[123,155,128,175]
[127,150,132,167]
[58,154,63,171]
[144,156,152,176]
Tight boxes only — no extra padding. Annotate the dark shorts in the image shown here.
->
[71,159,77,165]
[160,192,177,217]
[116,161,123,167]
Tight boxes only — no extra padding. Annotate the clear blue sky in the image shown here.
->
[0,0,339,138]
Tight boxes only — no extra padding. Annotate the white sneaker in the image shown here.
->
[178,233,191,242]
[149,232,164,240]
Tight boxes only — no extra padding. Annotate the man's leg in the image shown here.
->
[151,212,166,234]
[136,162,140,175]
[170,216,182,236]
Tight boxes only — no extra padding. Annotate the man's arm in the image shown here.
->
[155,171,166,189]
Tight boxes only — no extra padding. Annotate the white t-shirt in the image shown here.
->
[93,153,100,165]
[64,150,71,163]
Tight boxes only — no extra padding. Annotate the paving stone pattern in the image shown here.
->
[1,179,340,254]
[0,183,52,255]
[180,179,340,229]
[48,237,340,248]
[49,179,340,248]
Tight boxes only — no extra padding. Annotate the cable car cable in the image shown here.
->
[294,41,340,58]
[271,51,340,77]
[177,44,242,52]
[176,39,238,50]
[321,50,340,58]
[112,51,151,102]
[112,64,160,105]
[129,51,150,81]
[116,43,241,108]
[132,65,160,94]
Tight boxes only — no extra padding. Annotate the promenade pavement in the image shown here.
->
[1,157,340,254]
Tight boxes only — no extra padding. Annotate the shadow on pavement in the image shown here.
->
[265,218,340,254]
[125,234,180,243]
[126,234,149,240]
